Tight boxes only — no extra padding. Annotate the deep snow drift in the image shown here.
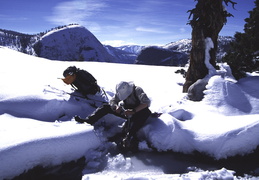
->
[0,46,259,179]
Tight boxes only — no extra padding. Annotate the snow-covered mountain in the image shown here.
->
[0,25,142,64]
[104,45,138,64]
[0,25,233,65]
[33,25,118,63]
[108,36,233,65]
[163,39,192,54]
[163,36,234,62]
[0,28,38,55]
[104,44,146,64]
[116,45,145,54]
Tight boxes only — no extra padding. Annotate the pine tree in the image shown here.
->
[183,0,236,92]
[223,0,259,79]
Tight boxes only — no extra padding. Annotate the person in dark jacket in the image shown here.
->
[75,81,151,151]
[62,66,100,96]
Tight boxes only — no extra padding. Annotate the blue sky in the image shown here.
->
[0,0,255,46]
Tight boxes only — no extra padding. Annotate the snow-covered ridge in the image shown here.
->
[40,24,81,39]
[0,25,234,65]
[163,36,234,61]
[0,28,37,55]
[33,25,118,62]
[116,45,145,54]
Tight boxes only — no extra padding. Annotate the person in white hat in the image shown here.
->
[75,81,151,151]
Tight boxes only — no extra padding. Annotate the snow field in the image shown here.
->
[0,47,259,179]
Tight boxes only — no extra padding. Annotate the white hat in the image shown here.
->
[116,81,134,101]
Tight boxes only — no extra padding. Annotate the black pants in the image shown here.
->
[87,104,151,139]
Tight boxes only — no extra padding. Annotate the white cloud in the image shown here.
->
[180,27,186,33]
[135,27,168,34]
[44,0,192,45]
[46,0,106,25]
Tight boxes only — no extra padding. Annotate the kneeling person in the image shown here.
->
[75,81,151,151]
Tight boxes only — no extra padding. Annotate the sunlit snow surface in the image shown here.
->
[0,47,259,179]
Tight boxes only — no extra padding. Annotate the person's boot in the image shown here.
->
[74,115,95,125]
[129,137,139,153]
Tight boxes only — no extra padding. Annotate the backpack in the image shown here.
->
[123,85,141,109]
[64,66,100,96]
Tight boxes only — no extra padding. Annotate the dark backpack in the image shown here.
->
[63,66,100,96]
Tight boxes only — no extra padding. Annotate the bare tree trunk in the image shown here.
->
[183,0,228,92]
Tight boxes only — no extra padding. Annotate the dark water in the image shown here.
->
[127,150,259,177]
[11,149,259,180]
[11,157,85,180]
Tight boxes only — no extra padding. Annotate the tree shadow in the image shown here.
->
[224,81,252,113]
[237,76,259,99]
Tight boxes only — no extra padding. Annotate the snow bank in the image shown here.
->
[0,114,100,179]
